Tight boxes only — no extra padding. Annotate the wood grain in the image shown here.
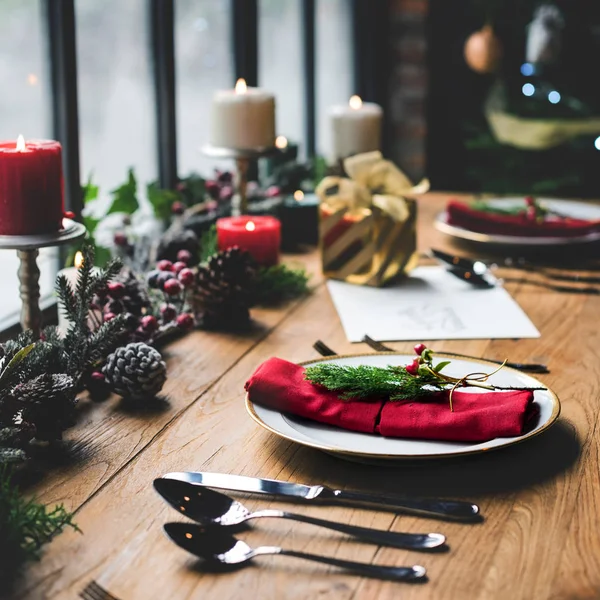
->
[12,194,600,600]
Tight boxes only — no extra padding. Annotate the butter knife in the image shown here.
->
[163,472,481,523]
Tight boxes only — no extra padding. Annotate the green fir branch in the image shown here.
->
[255,265,310,304]
[305,364,446,401]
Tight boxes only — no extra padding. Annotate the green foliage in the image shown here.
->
[107,168,139,215]
[178,173,206,207]
[305,364,447,401]
[255,265,309,305]
[56,242,126,384]
[147,181,179,222]
[199,225,218,263]
[0,466,79,588]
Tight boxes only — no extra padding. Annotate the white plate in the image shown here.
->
[245,353,560,462]
[435,198,600,246]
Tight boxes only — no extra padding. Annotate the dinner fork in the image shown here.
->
[361,335,550,374]
[80,580,121,600]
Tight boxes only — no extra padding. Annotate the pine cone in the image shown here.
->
[156,226,200,264]
[103,342,167,400]
[97,268,151,318]
[12,373,77,441]
[191,247,257,329]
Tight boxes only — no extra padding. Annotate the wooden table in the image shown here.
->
[15,194,600,599]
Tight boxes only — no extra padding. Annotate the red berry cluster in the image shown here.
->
[146,249,195,332]
[405,343,430,376]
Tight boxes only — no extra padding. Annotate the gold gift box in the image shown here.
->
[316,151,429,287]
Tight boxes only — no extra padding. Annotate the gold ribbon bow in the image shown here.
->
[316,151,430,287]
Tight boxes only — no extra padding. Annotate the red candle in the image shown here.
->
[0,136,64,236]
[216,216,281,266]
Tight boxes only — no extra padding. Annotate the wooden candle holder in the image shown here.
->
[0,219,86,337]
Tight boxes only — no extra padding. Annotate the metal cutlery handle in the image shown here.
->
[320,488,481,523]
[251,509,445,550]
[268,548,427,582]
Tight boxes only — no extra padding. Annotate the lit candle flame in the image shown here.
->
[293,190,304,201]
[235,78,247,94]
[245,221,256,232]
[349,95,362,109]
[74,251,84,269]
[275,136,288,149]
[16,135,26,152]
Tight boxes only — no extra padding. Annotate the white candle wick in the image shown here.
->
[245,221,256,231]
[74,251,84,269]
[16,135,26,152]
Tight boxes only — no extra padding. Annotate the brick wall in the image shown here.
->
[388,0,429,180]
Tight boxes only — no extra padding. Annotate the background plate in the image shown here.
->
[435,198,600,246]
[246,353,560,462]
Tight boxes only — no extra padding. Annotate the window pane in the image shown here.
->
[316,0,352,159]
[76,0,157,191]
[176,0,233,175]
[0,0,57,327]
[259,0,303,152]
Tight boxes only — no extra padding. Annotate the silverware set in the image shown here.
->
[313,337,549,374]
[156,471,482,583]
[431,247,600,296]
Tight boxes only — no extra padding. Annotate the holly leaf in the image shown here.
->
[82,174,99,206]
[147,181,179,221]
[433,360,451,373]
[107,168,138,215]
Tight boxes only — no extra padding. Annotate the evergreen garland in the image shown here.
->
[0,465,78,589]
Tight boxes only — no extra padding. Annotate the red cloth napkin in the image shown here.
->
[245,357,537,443]
[446,199,600,237]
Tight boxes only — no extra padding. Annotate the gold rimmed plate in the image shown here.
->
[245,353,560,462]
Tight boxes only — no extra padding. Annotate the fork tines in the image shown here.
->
[80,580,121,600]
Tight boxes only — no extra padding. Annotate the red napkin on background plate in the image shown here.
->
[245,357,537,443]
[446,199,600,238]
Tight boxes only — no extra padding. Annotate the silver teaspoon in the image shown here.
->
[154,479,446,551]
[164,522,428,582]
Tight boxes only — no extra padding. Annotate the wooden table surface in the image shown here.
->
[14,193,600,600]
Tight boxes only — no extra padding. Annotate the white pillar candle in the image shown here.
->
[330,95,383,161]
[210,78,276,149]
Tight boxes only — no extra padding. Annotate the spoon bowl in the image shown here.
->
[164,522,428,582]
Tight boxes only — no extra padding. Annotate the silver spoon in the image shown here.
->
[154,478,446,551]
[164,522,428,582]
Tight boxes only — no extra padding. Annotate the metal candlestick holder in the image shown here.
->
[202,144,278,216]
[0,219,86,337]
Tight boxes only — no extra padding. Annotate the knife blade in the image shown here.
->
[163,472,482,523]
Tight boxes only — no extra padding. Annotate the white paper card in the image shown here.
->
[327,266,540,342]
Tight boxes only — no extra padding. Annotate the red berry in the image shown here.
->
[141,315,158,331]
[265,185,281,198]
[171,201,185,215]
[177,249,192,264]
[90,371,105,382]
[113,232,128,247]
[205,180,220,199]
[104,312,116,322]
[160,304,177,321]
[178,268,195,287]
[414,343,427,356]
[526,206,537,221]
[107,282,125,299]
[176,181,187,192]
[172,261,187,274]
[219,185,234,201]
[525,196,535,207]
[405,359,420,376]
[163,278,183,296]
[157,260,174,272]
[176,313,194,330]
[64,210,76,219]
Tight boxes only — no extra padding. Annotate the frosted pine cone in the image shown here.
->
[103,342,167,400]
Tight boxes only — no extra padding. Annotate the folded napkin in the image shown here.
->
[245,357,537,443]
[447,199,600,237]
